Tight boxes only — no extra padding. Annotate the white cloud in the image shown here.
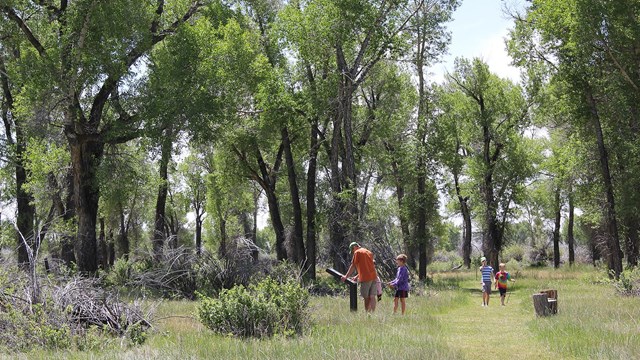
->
[478,29,521,82]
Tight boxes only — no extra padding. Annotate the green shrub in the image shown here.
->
[502,244,526,263]
[612,267,640,296]
[308,274,346,296]
[197,277,310,338]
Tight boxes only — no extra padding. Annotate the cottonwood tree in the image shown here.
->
[1,0,204,272]
[509,0,640,276]
[440,58,535,269]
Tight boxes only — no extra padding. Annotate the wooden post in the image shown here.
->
[326,268,358,312]
[532,293,550,316]
[349,283,358,311]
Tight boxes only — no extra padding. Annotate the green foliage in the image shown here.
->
[197,276,310,338]
[502,243,526,263]
[611,267,640,296]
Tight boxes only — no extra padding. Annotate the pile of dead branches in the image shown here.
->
[111,243,269,299]
[52,276,151,335]
[0,263,152,351]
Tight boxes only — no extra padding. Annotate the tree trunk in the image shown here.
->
[454,170,472,269]
[98,217,108,270]
[553,187,561,269]
[305,121,319,280]
[282,127,305,265]
[60,188,77,266]
[415,33,429,280]
[195,215,203,257]
[567,191,575,266]
[586,89,623,278]
[1,58,35,267]
[117,203,129,260]
[69,138,104,273]
[218,217,227,258]
[152,130,173,258]
[15,125,35,267]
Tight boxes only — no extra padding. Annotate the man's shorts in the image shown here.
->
[482,281,492,294]
[360,280,377,298]
[499,287,507,296]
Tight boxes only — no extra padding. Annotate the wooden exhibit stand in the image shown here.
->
[532,289,558,316]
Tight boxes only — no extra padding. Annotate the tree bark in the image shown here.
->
[195,213,203,257]
[552,187,561,269]
[567,191,575,266]
[218,217,227,258]
[116,202,130,260]
[152,129,173,258]
[454,169,472,269]
[415,28,429,280]
[282,127,305,266]
[254,147,288,261]
[69,137,104,273]
[481,116,501,270]
[586,88,623,278]
[1,57,35,267]
[305,121,319,280]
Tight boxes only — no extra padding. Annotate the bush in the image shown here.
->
[308,274,346,296]
[612,268,640,296]
[197,277,310,338]
[502,244,526,263]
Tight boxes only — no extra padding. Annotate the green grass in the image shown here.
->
[7,266,640,359]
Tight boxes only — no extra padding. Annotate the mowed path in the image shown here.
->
[435,283,555,360]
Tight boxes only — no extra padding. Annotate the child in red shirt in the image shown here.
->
[495,263,515,306]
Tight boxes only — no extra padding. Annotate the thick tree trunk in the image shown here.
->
[586,90,623,278]
[152,132,172,257]
[553,187,561,269]
[70,138,104,273]
[305,122,319,280]
[567,191,575,266]
[282,127,305,265]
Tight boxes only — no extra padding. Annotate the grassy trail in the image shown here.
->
[435,280,553,360]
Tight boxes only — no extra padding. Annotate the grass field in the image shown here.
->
[9,265,640,360]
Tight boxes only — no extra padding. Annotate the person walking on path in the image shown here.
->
[341,242,379,312]
[495,263,515,306]
[480,256,494,306]
[388,254,410,315]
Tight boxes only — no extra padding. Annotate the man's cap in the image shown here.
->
[349,242,360,252]
[480,256,487,262]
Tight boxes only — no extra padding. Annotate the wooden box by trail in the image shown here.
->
[532,289,558,316]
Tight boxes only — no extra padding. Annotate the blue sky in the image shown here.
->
[432,0,526,83]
